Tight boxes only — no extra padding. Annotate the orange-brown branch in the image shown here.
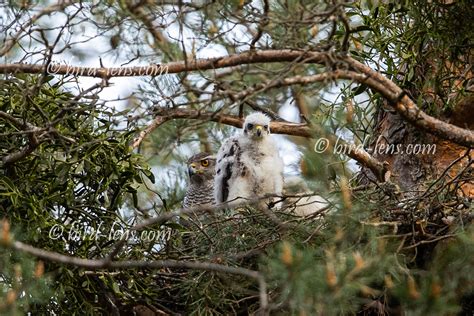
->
[132,109,388,181]
[0,50,327,77]
[2,49,473,147]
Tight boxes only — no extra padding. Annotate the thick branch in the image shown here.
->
[2,49,472,147]
[344,57,474,148]
[228,67,474,148]
[0,50,327,78]
[132,108,388,181]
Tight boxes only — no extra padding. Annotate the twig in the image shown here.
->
[249,0,269,49]
[126,0,168,45]
[420,149,471,199]
[403,234,457,250]
[0,111,43,164]
[338,8,351,52]
[105,195,286,262]
[131,116,167,149]
[0,0,79,57]
[2,198,272,311]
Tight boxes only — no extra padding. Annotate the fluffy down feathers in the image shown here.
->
[283,176,330,217]
[214,112,284,206]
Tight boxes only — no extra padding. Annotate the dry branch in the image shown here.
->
[0,50,327,77]
[2,49,473,147]
[132,108,388,181]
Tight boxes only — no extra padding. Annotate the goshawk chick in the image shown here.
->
[214,112,284,207]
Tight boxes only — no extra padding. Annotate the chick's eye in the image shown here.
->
[201,159,209,167]
[246,123,254,130]
[264,125,268,130]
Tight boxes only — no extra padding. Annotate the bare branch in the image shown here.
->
[0,0,79,57]
[0,50,328,77]
[126,0,168,45]
[2,49,472,147]
[249,0,269,49]
[131,116,167,149]
[0,111,43,164]
[132,108,388,181]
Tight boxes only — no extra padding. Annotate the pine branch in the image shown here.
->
[2,49,472,147]
[132,108,389,181]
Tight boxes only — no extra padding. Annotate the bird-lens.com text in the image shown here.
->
[49,221,172,242]
[314,135,436,156]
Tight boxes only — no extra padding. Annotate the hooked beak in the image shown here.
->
[256,125,263,137]
[188,163,197,176]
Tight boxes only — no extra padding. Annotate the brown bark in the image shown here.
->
[2,50,473,148]
[131,108,388,180]
[361,49,473,198]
